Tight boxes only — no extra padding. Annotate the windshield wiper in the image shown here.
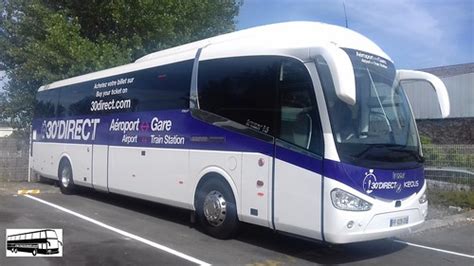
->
[355,144,424,163]
[386,146,425,163]
[355,144,394,159]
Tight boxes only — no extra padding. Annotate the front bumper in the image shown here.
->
[323,179,428,244]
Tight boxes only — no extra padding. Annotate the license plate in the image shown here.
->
[390,216,409,227]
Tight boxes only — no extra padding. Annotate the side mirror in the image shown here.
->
[311,45,356,105]
[397,70,450,118]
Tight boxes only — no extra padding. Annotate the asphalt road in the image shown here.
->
[1,185,473,265]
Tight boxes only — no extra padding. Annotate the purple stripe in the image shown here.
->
[33,109,423,200]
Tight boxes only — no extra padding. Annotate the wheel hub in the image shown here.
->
[61,167,70,188]
[203,190,227,227]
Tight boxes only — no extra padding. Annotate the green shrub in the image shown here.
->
[428,190,474,208]
[420,135,432,145]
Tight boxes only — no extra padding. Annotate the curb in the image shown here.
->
[17,189,41,195]
[405,210,474,235]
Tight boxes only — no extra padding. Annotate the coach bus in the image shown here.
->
[30,21,450,243]
[7,229,61,256]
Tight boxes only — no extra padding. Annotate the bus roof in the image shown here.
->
[7,229,55,237]
[39,21,390,91]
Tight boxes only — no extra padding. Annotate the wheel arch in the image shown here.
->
[192,167,241,215]
[57,153,73,177]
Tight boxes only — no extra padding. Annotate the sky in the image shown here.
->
[237,0,474,69]
[1,0,473,91]
[0,71,5,92]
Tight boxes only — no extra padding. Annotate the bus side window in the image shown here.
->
[132,60,193,111]
[40,231,46,239]
[33,232,40,239]
[57,85,94,118]
[198,56,279,135]
[34,89,60,119]
[277,59,323,155]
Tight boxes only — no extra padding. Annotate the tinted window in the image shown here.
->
[131,60,193,111]
[198,56,323,154]
[34,89,59,119]
[198,56,279,135]
[54,60,192,117]
[58,85,93,117]
[46,230,57,238]
[278,60,323,155]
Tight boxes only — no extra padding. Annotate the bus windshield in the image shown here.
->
[317,48,421,168]
[46,230,58,239]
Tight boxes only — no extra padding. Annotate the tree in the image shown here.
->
[0,0,241,134]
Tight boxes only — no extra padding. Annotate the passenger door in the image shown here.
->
[197,55,279,226]
[273,60,324,240]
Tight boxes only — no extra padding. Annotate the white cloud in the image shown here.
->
[346,0,442,43]
[344,0,473,68]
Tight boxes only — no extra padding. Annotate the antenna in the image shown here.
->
[343,1,349,28]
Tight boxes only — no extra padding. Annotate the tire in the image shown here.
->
[32,248,37,256]
[195,178,239,239]
[58,159,75,194]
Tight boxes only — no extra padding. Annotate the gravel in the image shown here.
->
[426,203,470,220]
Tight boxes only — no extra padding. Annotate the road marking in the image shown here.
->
[17,189,40,195]
[24,194,210,265]
[393,239,474,259]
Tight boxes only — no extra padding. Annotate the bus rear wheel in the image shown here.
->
[195,178,239,239]
[59,159,75,194]
[32,248,37,256]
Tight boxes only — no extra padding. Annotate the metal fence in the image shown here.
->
[0,138,29,182]
[0,137,473,187]
[423,144,474,189]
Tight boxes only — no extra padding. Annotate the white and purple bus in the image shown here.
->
[30,22,449,243]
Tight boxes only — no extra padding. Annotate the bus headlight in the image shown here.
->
[331,188,372,211]
[419,192,427,204]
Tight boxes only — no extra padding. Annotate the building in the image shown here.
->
[403,63,474,144]
[0,122,14,138]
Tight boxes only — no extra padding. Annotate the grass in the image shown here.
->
[428,190,474,209]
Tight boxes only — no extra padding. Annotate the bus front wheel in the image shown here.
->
[58,159,75,194]
[32,248,37,256]
[195,178,239,239]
